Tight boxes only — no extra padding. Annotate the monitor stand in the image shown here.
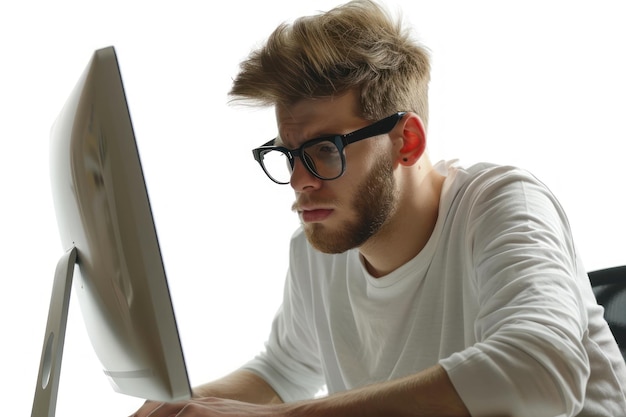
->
[31,247,77,417]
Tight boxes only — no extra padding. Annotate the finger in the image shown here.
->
[144,401,188,417]
[129,400,177,417]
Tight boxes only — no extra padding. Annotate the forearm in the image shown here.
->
[192,369,283,405]
[132,366,472,417]
[286,365,470,417]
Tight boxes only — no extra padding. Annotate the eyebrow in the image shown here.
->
[275,130,342,149]
[273,135,287,148]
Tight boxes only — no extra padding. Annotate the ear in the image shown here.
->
[395,113,426,166]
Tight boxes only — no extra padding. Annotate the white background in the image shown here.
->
[1,1,625,415]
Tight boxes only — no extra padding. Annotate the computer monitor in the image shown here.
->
[31,46,191,417]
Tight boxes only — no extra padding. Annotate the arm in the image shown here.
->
[439,167,590,416]
[286,364,470,417]
[131,365,472,417]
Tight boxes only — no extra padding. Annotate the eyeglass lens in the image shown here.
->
[261,139,342,184]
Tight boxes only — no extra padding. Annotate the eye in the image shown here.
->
[319,144,338,154]
[308,140,339,157]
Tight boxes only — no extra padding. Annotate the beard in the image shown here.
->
[301,156,398,254]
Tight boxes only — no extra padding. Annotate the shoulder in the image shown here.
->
[446,161,546,192]
[441,161,559,209]
[438,161,572,241]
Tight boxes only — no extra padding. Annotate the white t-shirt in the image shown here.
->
[243,162,626,417]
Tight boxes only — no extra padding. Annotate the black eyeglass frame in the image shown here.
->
[252,112,407,185]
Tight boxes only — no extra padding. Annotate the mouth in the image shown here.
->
[299,208,334,223]
[292,201,335,223]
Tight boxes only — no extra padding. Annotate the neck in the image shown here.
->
[359,161,445,278]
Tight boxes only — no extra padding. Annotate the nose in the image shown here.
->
[290,158,322,191]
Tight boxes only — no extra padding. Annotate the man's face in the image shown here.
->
[276,92,399,254]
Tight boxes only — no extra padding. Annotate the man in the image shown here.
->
[133,1,626,416]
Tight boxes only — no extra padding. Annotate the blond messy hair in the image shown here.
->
[229,0,431,128]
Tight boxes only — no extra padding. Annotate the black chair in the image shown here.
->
[588,266,626,361]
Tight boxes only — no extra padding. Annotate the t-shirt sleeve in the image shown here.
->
[241,229,325,402]
[439,167,590,417]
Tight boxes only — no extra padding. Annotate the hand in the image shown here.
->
[130,370,286,417]
[130,397,289,417]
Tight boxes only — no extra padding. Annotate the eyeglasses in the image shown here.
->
[252,112,406,185]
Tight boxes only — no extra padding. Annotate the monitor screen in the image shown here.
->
[32,46,191,417]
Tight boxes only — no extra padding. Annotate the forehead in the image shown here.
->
[275,92,363,147]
